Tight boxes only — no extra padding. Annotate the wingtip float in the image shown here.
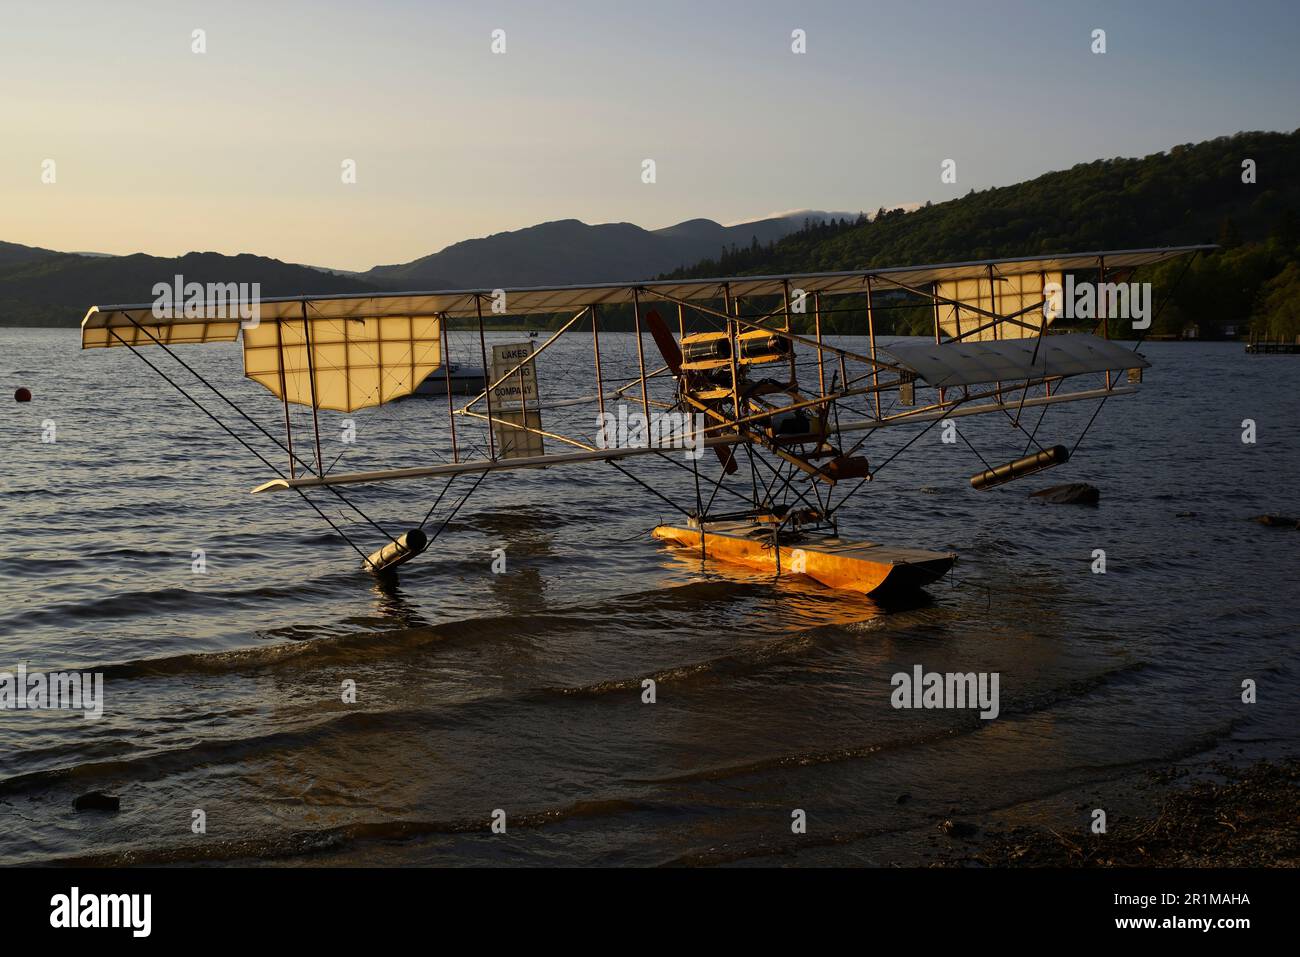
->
[970,444,1071,491]
[362,529,428,574]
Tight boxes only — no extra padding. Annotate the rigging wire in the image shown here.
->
[109,334,374,563]
[424,470,489,546]
[1132,252,1196,353]
[826,399,970,518]
[605,459,693,517]
[1066,251,1196,462]
[120,316,319,474]
[955,424,993,471]
[417,476,458,530]
[647,450,757,510]
[116,315,396,542]
[1020,401,1051,457]
[1070,397,1109,458]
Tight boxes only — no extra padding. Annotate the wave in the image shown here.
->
[627,660,1153,786]
[0,706,458,797]
[532,630,823,699]
[49,578,764,680]
[33,798,652,867]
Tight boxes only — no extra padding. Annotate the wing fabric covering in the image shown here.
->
[886,334,1148,388]
[935,272,1060,341]
[80,314,243,348]
[242,315,441,413]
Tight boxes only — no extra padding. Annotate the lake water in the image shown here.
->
[1,327,1296,865]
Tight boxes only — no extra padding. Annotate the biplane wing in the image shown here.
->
[82,300,443,412]
[81,243,1211,582]
[886,333,1150,388]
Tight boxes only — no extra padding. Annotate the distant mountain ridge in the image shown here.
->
[0,249,380,328]
[0,240,64,269]
[0,211,856,327]
[359,211,856,289]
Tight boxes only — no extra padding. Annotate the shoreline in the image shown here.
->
[933,756,1298,868]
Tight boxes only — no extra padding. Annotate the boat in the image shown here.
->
[413,362,486,396]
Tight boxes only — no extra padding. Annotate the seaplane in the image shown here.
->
[80,245,1210,595]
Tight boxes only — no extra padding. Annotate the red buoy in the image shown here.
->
[14,387,31,402]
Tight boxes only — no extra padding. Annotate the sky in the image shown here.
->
[2,0,1298,271]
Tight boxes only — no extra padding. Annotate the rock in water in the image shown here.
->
[1029,482,1100,505]
[1252,514,1299,527]
[73,792,121,812]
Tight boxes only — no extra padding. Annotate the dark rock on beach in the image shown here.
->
[938,759,1298,867]
[1029,482,1100,505]
[73,792,120,812]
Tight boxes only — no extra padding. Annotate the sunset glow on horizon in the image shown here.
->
[3,0,1298,270]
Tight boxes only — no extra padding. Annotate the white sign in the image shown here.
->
[491,342,539,408]
[490,342,543,458]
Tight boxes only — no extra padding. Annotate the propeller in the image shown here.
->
[643,309,738,475]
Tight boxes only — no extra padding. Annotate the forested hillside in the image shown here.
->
[664,130,1300,339]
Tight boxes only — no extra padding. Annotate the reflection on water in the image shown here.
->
[368,575,430,630]
[0,329,1296,866]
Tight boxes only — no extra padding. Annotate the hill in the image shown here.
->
[0,240,63,269]
[0,252,379,328]
[0,212,853,328]
[360,212,855,289]
[662,130,1300,339]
